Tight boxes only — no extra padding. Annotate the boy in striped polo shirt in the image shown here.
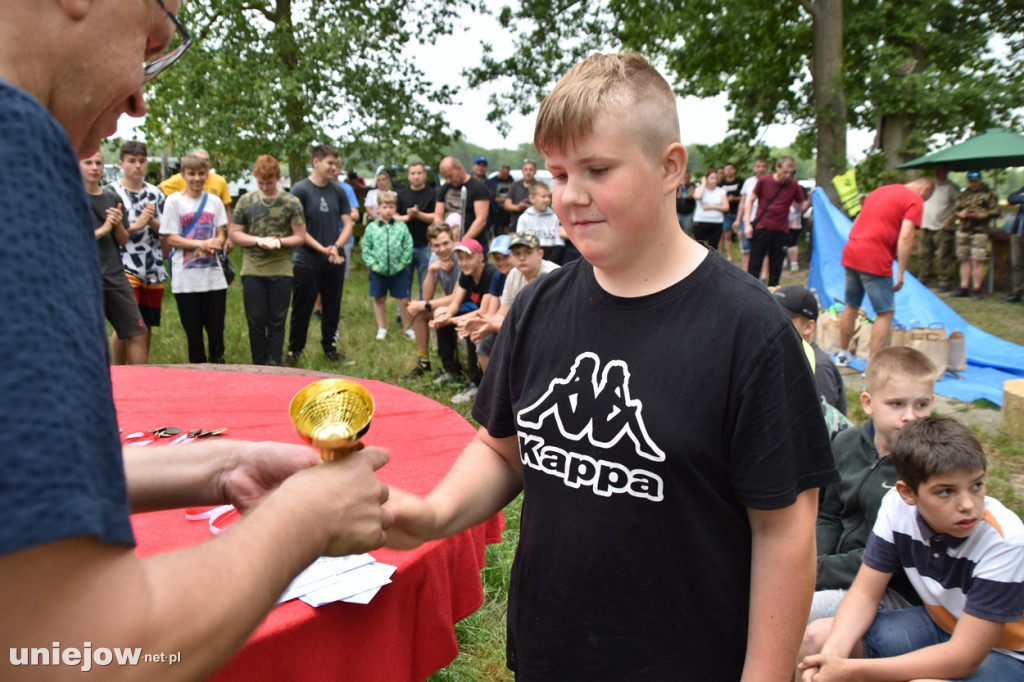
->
[798,417,1024,681]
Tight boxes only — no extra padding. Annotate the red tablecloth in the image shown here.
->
[112,366,503,682]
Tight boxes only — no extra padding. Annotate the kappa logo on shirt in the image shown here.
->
[516,352,665,501]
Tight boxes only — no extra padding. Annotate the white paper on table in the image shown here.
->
[277,554,379,604]
[298,563,397,607]
[339,586,384,605]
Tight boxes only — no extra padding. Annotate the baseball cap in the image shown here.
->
[772,284,819,320]
[453,238,483,255]
[509,232,540,249]
[473,156,488,165]
[966,171,981,179]
[489,234,512,255]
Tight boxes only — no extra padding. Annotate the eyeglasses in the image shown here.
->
[143,0,193,84]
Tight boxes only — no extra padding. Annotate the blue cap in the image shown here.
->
[473,156,488,165]
[966,171,981,179]
[488,234,511,255]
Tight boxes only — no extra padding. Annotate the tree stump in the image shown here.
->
[1000,379,1024,441]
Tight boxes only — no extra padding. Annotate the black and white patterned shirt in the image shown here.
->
[109,180,166,284]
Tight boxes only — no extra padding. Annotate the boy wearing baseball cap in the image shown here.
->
[430,238,497,404]
[773,284,846,415]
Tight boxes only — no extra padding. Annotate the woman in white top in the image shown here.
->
[364,171,393,222]
[692,171,730,252]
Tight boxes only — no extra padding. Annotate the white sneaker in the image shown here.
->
[834,350,852,367]
[375,327,387,341]
[790,262,799,271]
[451,385,479,405]
[403,327,415,340]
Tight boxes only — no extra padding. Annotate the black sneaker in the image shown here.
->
[952,288,970,298]
[432,369,461,385]
[283,352,300,367]
[325,350,345,362]
[403,361,432,380]
[1005,293,1022,303]
[970,288,984,299]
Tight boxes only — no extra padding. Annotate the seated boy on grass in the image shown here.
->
[429,237,498,405]
[403,221,462,382]
[385,52,836,679]
[798,416,1024,681]
[457,231,559,372]
[809,346,936,622]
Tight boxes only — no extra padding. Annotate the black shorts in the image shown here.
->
[104,282,147,338]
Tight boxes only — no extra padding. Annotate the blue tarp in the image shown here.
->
[807,191,1024,406]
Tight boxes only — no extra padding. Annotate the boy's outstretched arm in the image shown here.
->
[743,488,818,682]
[385,427,523,549]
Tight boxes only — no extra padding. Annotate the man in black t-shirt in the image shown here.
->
[429,237,496,404]
[487,164,515,236]
[396,161,436,298]
[434,156,490,244]
[718,162,744,257]
[504,159,538,232]
[286,143,353,364]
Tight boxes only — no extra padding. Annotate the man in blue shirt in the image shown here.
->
[0,2,391,678]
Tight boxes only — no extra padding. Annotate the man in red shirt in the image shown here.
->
[743,156,811,286]
[835,177,934,365]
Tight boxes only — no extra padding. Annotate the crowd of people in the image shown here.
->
[3,2,1021,679]
[94,142,586,405]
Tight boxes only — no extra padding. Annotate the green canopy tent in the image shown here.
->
[897,128,1024,171]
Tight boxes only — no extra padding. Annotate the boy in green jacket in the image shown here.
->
[362,191,414,340]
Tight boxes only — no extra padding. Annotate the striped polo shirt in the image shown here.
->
[864,489,1024,661]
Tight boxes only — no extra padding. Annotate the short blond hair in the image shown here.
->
[377,190,397,206]
[181,153,210,173]
[864,346,936,394]
[529,181,550,196]
[534,52,679,163]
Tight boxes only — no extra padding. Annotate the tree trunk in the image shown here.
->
[810,0,847,208]
[878,113,914,171]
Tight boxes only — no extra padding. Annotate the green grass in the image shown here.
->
[138,239,1022,680]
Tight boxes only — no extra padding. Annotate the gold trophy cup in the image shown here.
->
[289,379,374,462]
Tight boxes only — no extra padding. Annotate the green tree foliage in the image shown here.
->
[142,0,468,181]
[467,0,1024,199]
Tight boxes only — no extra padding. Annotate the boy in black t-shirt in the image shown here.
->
[429,237,496,404]
[80,151,148,363]
[386,53,836,680]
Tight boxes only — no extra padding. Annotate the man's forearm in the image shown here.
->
[125,440,245,512]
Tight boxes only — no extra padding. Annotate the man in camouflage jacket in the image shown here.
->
[952,171,999,297]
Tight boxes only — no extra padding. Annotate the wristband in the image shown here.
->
[425,301,432,312]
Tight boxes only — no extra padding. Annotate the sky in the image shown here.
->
[117,8,878,163]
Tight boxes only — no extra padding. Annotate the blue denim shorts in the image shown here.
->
[844,267,895,314]
[738,219,752,253]
[368,268,412,299]
[863,607,1024,681]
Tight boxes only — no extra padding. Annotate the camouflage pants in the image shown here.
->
[918,228,956,285]
[1011,233,1023,296]
[955,230,990,262]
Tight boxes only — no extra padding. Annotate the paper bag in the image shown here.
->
[908,328,948,380]
[853,321,873,360]
[816,310,841,354]
[947,330,967,373]
[888,323,910,348]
